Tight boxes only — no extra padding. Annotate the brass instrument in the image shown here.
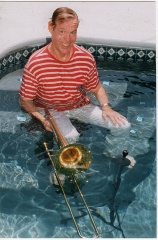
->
[43,109,100,238]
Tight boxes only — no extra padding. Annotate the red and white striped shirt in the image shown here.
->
[19,43,100,111]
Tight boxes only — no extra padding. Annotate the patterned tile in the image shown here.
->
[87,45,97,56]
[116,48,126,62]
[146,50,156,63]
[104,47,115,61]
[126,49,136,62]
[136,49,146,62]
[97,47,106,55]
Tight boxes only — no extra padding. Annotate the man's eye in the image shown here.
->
[71,31,76,35]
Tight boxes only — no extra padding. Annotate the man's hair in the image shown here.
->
[51,7,79,26]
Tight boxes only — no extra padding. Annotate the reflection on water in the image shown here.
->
[0,68,156,238]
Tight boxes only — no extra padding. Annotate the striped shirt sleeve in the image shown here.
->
[19,63,38,99]
[85,59,100,91]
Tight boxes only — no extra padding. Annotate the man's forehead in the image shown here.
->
[56,18,79,28]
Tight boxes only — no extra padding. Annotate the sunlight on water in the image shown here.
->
[0,161,38,190]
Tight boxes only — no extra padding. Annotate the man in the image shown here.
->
[19,7,130,140]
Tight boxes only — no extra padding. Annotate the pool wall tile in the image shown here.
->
[0,39,156,79]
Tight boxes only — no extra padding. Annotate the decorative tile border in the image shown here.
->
[0,46,39,79]
[82,45,156,63]
[0,39,156,79]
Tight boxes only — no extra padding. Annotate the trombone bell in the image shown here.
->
[59,146,82,166]
[55,143,92,175]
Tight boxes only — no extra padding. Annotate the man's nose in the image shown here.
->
[64,33,71,42]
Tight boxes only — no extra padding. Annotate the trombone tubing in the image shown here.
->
[71,174,100,237]
[45,108,68,147]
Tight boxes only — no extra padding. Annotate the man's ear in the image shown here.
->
[48,21,54,34]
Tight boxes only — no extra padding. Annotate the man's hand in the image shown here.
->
[41,118,53,132]
[102,106,127,126]
[91,83,128,126]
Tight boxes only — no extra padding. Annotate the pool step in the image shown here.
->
[0,69,23,91]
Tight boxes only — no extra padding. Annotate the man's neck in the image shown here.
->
[48,43,73,62]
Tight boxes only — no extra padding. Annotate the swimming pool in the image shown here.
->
[0,62,156,238]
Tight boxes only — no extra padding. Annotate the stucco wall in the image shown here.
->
[0,1,156,57]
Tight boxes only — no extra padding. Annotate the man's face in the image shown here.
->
[51,18,78,56]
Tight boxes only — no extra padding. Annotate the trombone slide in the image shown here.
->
[43,109,100,238]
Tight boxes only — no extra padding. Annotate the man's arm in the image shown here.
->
[91,83,127,126]
[19,96,53,132]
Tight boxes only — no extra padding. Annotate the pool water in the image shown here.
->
[0,67,156,238]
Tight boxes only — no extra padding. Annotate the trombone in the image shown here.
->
[43,109,100,238]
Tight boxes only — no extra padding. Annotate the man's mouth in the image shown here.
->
[62,43,70,47]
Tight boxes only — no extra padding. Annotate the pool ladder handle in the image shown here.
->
[43,142,100,238]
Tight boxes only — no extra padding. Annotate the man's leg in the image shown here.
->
[65,104,131,134]
[38,108,80,143]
